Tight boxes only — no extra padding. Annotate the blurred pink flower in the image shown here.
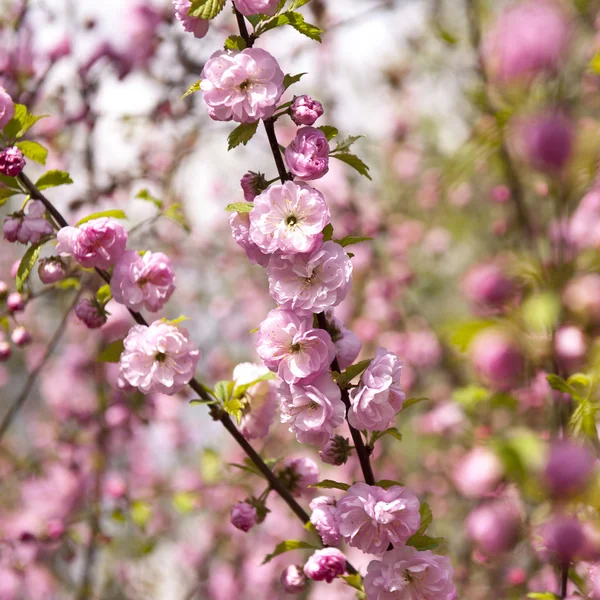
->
[3,201,53,244]
[172,0,209,38]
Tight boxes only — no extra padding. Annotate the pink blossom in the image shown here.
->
[283,457,319,496]
[335,483,421,554]
[325,310,362,369]
[483,0,571,84]
[303,548,346,583]
[229,210,271,268]
[290,95,324,126]
[56,218,128,269]
[74,298,107,329]
[37,258,66,284]
[0,146,25,177]
[267,241,353,315]
[200,48,284,123]
[319,435,351,465]
[452,447,504,498]
[310,496,341,546]
[279,372,345,446]
[280,565,307,594]
[249,181,330,254]
[172,0,209,38]
[7,292,24,312]
[466,500,521,555]
[119,320,201,395]
[256,308,335,384]
[0,86,15,128]
[240,171,267,201]
[11,326,31,346]
[233,362,277,439]
[230,501,257,532]
[543,439,594,498]
[348,347,406,432]
[569,186,600,250]
[554,325,587,372]
[364,546,456,600]
[462,261,515,310]
[285,127,330,181]
[111,250,175,312]
[233,0,279,17]
[3,201,53,244]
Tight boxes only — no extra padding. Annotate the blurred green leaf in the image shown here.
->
[98,340,125,363]
[225,202,253,213]
[136,188,163,208]
[263,540,318,564]
[131,500,152,527]
[334,359,372,388]
[163,203,191,233]
[310,479,350,491]
[16,242,43,292]
[445,319,495,352]
[76,210,126,226]
[189,0,225,19]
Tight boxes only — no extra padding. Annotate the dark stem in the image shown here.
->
[560,564,568,598]
[317,312,376,486]
[263,119,291,183]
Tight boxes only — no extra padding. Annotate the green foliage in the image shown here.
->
[406,503,444,550]
[322,223,334,241]
[283,72,307,90]
[336,235,373,247]
[257,11,323,42]
[331,152,371,180]
[374,479,404,489]
[332,135,363,154]
[402,397,428,411]
[95,284,112,306]
[76,209,127,226]
[15,140,47,165]
[225,35,247,51]
[309,479,350,491]
[98,340,125,363]
[317,125,338,141]
[233,371,277,398]
[342,574,365,592]
[225,202,254,213]
[16,242,43,292]
[445,319,495,352]
[35,170,73,190]
[0,189,19,206]
[262,540,318,564]
[3,104,47,141]
[371,428,403,445]
[188,0,226,19]
[131,500,152,528]
[163,315,191,326]
[228,121,259,150]
[163,204,191,233]
[181,80,202,99]
[334,359,372,388]
[135,188,163,208]
[214,380,235,403]
[492,430,545,490]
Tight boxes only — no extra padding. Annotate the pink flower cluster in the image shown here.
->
[3,201,53,244]
[172,0,209,39]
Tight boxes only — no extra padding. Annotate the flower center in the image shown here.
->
[290,343,302,353]
[155,352,167,362]
[286,215,298,227]
[239,79,251,91]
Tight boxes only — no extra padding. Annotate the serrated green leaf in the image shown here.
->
[372,428,403,444]
[16,242,43,292]
[3,105,47,140]
[417,502,433,534]
[35,170,73,190]
[332,135,363,153]
[262,540,318,564]
[181,80,202,99]
[334,359,372,388]
[228,121,259,151]
[225,202,254,213]
[15,140,47,165]
[406,533,445,551]
[546,374,576,397]
[189,0,225,19]
[214,380,235,403]
[98,340,125,363]
[76,210,127,226]
[135,188,163,208]
[163,203,191,233]
[402,397,428,411]
[322,223,334,241]
[309,479,350,491]
[289,0,312,9]
[224,397,245,424]
[283,72,307,90]
[336,235,373,248]
[258,11,323,41]
[234,371,277,398]
[224,35,247,51]
[317,125,338,141]
[332,152,371,180]
[96,284,112,306]
[374,479,404,489]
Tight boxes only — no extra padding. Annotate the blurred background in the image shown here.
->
[3,0,600,598]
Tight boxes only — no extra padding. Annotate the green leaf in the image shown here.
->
[98,340,125,363]
[181,79,202,99]
[402,397,428,411]
[135,188,163,209]
[527,594,560,600]
[309,479,350,491]
[0,189,19,205]
[374,479,404,489]
[54,277,80,290]
[225,202,254,213]
[228,121,259,151]
[332,135,363,153]
[229,462,263,477]
[262,540,318,564]
[188,0,226,19]
[0,174,22,189]
[35,170,73,191]
[3,105,47,140]
[417,502,433,534]
[283,72,307,90]
[289,0,312,9]
[569,399,598,439]
[567,373,592,389]
[372,428,403,444]
[95,284,112,306]
[445,319,495,352]
[214,380,235,403]
[234,371,277,398]
[342,573,364,592]
[163,204,191,233]
[336,235,373,248]
[189,398,217,406]
[172,491,197,514]
[16,242,43,292]
[322,223,334,241]
[406,533,445,551]
[224,396,245,424]
[15,141,47,165]
[258,11,323,42]
[76,210,127,226]
[334,359,372,388]
[546,374,576,397]
[332,152,371,180]
[317,125,338,141]
[163,315,190,326]
[224,35,247,51]
[131,500,152,527]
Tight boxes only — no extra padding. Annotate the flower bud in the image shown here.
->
[452,447,504,498]
[75,298,107,329]
[462,262,515,310]
[290,95,324,126]
[303,548,346,583]
[0,147,26,177]
[7,292,24,313]
[0,281,8,301]
[319,435,352,466]
[543,439,594,499]
[279,457,319,497]
[564,274,600,324]
[285,127,329,181]
[554,326,587,373]
[230,501,257,532]
[0,341,11,361]
[240,171,268,202]
[0,87,15,129]
[38,258,67,284]
[541,515,585,566]
[280,565,307,594]
[466,500,521,555]
[11,326,32,347]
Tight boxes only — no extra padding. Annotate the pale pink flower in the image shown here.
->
[256,308,335,384]
[364,546,456,600]
[283,457,319,496]
[267,241,353,315]
[279,372,345,446]
[249,181,330,254]
[56,218,128,269]
[233,362,277,439]
[285,127,330,181]
[335,483,421,554]
[303,548,346,583]
[452,447,504,498]
[111,250,175,312]
[290,95,324,126]
[3,201,53,244]
[229,211,270,267]
[466,500,521,555]
[348,347,406,432]
[233,0,279,17]
[0,86,15,128]
[172,0,209,38]
[325,310,362,369]
[230,501,257,532]
[310,496,341,546]
[119,321,201,395]
[200,48,284,123]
